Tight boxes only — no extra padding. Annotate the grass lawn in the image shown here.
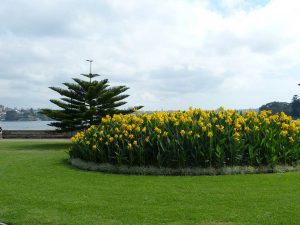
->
[1,140,300,225]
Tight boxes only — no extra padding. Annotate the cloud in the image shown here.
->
[0,0,299,110]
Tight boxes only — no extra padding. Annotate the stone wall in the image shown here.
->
[1,130,74,139]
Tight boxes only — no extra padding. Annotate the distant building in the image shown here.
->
[0,105,4,113]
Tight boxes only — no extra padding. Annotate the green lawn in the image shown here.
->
[0,140,300,225]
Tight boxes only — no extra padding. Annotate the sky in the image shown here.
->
[1,0,300,111]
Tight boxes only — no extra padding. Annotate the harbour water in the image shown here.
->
[0,121,55,130]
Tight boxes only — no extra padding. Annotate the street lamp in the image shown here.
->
[86,59,93,74]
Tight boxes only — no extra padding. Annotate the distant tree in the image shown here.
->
[41,73,143,131]
[259,101,291,115]
[5,110,19,121]
[37,111,52,121]
[30,108,35,115]
[291,95,300,118]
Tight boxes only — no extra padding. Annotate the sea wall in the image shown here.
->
[1,130,74,139]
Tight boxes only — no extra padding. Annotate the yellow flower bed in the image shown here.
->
[69,107,300,168]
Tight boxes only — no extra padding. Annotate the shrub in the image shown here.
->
[69,108,300,168]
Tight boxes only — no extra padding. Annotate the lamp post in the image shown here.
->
[86,59,93,74]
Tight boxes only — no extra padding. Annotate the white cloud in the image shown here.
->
[0,0,300,110]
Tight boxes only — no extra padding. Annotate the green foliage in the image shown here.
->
[70,108,300,168]
[291,95,300,118]
[259,101,291,115]
[259,97,300,119]
[5,110,19,121]
[41,73,142,131]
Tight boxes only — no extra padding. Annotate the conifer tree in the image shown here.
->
[291,95,300,119]
[41,72,142,131]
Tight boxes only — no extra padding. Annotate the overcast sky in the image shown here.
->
[1,0,300,110]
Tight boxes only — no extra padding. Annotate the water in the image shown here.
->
[0,121,55,130]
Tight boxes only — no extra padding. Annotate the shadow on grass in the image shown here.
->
[60,158,72,168]
[9,142,71,151]
[59,158,91,172]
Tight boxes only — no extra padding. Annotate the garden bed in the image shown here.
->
[69,108,300,170]
[70,157,300,176]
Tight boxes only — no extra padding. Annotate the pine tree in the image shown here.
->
[291,95,300,119]
[41,73,143,131]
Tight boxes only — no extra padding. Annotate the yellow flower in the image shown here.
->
[244,126,251,133]
[233,132,240,142]
[281,123,289,130]
[133,140,137,145]
[119,134,123,139]
[86,141,90,145]
[114,128,120,133]
[114,134,119,139]
[180,130,185,136]
[92,145,97,151]
[215,125,224,133]
[207,131,213,138]
[127,125,133,131]
[264,118,270,125]
[260,110,269,118]
[127,143,132,150]
[280,130,288,137]
[234,122,241,130]
[198,121,204,127]
[188,131,193,136]
[142,127,147,133]
[109,137,114,143]
[154,127,162,134]
[135,127,141,132]
[129,134,134,139]
[145,136,150,142]
[271,114,279,121]
[225,117,232,125]
[289,136,294,143]
[195,133,200,138]
[163,131,168,137]
[201,126,207,132]
[289,123,297,132]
